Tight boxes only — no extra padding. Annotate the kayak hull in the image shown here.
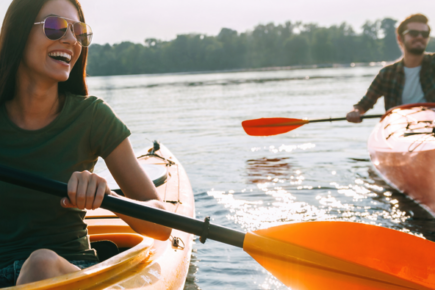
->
[7,144,194,290]
[368,103,435,215]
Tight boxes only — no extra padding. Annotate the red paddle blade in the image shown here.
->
[244,222,435,289]
[241,118,309,136]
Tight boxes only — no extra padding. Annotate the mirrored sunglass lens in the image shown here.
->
[73,22,93,46]
[44,16,68,40]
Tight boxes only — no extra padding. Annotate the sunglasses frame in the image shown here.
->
[402,29,430,39]
[34,15,93,47]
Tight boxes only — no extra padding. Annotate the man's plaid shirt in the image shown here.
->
[355,53,435,112]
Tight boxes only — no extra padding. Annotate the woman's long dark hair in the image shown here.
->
[0,0,88,105]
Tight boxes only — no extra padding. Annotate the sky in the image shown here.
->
[0,0,434,45]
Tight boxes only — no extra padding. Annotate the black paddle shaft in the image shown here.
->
[0,165,246,248]
[309,114,383,123]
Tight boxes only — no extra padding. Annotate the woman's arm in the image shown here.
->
[104,138,172,240]
[62,138,172,241]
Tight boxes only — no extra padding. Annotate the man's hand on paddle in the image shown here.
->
[346,108,363,123]
[62,171,111,210]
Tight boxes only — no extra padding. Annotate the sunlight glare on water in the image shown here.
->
[88,67,435,290]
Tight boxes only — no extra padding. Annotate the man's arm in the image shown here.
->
[346,71,384,123]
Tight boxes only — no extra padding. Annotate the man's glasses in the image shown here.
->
[34,16,93,47]
[402,29,430,39]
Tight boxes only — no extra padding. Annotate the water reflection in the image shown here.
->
[184,249,200,290]
[209,151,435,239]
[245,157,292,184]
[207,160,435,289]
[366,168,435,241]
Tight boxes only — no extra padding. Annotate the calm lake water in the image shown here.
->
[88,66,435,290]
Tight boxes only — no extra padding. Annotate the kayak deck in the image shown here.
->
[368,103,435,215]
[7,144,194,290]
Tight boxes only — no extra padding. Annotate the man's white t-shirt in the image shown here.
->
[402,66,426,104]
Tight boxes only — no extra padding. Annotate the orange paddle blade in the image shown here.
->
[243,221,435,289]
[241,118,309,136]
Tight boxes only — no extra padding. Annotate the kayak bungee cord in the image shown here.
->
[381,107,435,152]
[407,133,435,152]
[137,140,176,167]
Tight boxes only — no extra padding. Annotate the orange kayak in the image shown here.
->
[7,143,194,290]
[368,103,435,215]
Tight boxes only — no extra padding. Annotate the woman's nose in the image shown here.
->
[61,24,78,45]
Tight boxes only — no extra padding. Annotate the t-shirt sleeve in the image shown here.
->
[90,99,131,159]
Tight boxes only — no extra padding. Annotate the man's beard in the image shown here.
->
[404,41,426,55]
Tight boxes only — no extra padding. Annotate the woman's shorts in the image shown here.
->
[0,259,98,288]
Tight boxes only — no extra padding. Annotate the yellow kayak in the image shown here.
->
[7,143,194,290]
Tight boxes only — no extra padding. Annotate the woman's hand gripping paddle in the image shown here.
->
[242,115,383,136]
[0,164,434,289]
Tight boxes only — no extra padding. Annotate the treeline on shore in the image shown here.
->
[87,18,435,76]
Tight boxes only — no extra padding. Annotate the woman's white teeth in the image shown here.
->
[48,52,72,63]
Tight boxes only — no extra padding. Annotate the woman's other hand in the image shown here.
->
[62,171,110,210]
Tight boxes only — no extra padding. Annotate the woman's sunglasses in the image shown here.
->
[34,16,93,47]
[403,29,430,39]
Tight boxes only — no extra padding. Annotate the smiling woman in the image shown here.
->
[0,0,89,103]
[0,0,171,287]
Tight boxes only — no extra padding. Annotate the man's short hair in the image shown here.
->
[396,14,431,36]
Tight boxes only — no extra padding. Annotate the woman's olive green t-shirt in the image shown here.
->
[0,93,131,268]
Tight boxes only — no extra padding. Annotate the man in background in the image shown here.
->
[347,14,435,123]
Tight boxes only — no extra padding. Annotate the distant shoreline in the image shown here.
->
[87,19,435,78]
[87,61,387,79]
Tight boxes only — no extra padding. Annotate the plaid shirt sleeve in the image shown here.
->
[354,69,385,113]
